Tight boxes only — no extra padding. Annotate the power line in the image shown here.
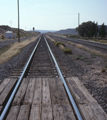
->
[24,0,77,16]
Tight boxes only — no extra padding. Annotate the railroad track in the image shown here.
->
[48,35,107,52]
[0,35,82,120]
[0,35,107,120]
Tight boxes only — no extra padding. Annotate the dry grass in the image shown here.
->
[46,35,55,42]
[59,44,65,50]
[76,44,107,58]
[0,36,39,65]
[68,42,107,58]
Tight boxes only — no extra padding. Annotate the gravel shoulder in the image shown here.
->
[0,38,38,83]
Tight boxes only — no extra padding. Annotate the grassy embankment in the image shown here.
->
[0,36,39,65]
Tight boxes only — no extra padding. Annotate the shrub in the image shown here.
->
[75,56,80,60]
[102,69,106,73]
[1,35,4,39]
[54,42,65,47]
[63,48,72,54]
[90,53,97,58]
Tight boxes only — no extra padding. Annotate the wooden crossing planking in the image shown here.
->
[49,78,61,105]
[49,78,76,120]
[56,79,69,105]
[66,77,99,120]
[2,77,105,119]
[23,78,35,105]
[55,77,63,86]
[53,104,65,120]
[42,105,53,120]
[73,77,107,120]
[6,106,20,120]
[17,105,30,120]
[64,112,76,120]
[62,104,76,120]
[66,77,107,120]
[33,78,42,105]
[49,78,70,105]
[42,78,51,105]
[12,78,29,105]
[0,78,10,94]
[53,104,76,120]
[0,79,17,105]
[30,105,41,120]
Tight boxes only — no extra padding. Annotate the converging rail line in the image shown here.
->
[48,35,107,51]
[0,35,107,120]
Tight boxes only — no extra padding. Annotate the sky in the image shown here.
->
[0,0,107,31]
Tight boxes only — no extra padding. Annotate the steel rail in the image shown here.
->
[49,35,107,50]
[44,36,83,120]
[0,37,41,120]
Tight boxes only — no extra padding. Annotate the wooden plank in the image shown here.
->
[0,78,10,94]
[55,78,69,105]
[66,77,107,120]
[64,112,76,120]
[32,78,42,105]
[42,105,52,120]
[53,104,76,120]
[55,78,63,86]
[17,105,30,120]
[12,78,29,105]
[0,79,17,105]
[30,105,41,120]
[53,104,65,120]
[66,77,97,120]
[62,104,76,120]
[23,78,35,105]
[49,78,61,105]
[57,81,69,104]
[72,77,107,120]
[6,106,20,120]
[42,78,51,105]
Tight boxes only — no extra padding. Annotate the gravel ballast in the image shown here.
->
[0,39,38,82]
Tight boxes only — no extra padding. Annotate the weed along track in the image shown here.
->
[0,35,107,120]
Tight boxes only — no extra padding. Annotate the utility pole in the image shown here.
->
[78,13,80,37]
[17,0,20,42]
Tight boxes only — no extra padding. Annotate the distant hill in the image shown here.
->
[54,28,78,35]
[35,30,56,33]
[0,25,40,39]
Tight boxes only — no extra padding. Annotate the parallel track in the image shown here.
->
[0,35,83,120]
[48,35,107,51]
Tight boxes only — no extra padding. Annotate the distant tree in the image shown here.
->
[76,21,98,38]
[99,23,106,38]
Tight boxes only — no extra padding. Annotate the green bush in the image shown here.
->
[63,48,72,54]
[54,42,65,47]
